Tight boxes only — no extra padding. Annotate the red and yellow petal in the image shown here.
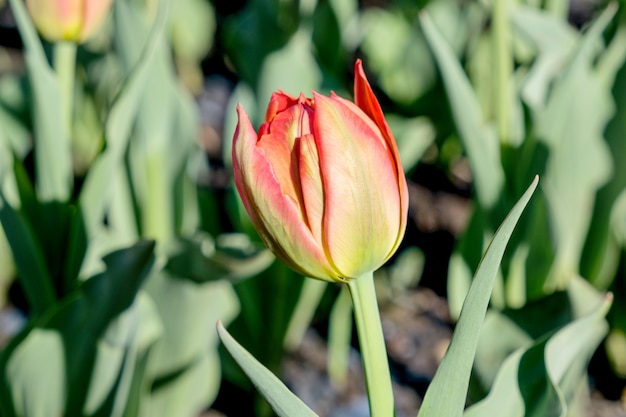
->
[312,92,401,278]
[353,60,409,258]
[233,104,339,281]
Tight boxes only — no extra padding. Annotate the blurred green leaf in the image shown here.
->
[0,74,30,159]
[257,26,322,113]
[360,8,436,104]
[510,4,578,109]
[465,290,610,417]
[581,20,626,288]
[222,260,305,408]
[113,0,200,242]
[222,0,299,88]
[8,0,73,202]
[0,241,155,416]
[0,191,56,317]
[1,157,88,302]
[85,293,162,417]
[5,329,65,417]
[80,0,169,240]
[217,322,319,417]
[312,0,345,75]
[534,5,617,290]
[327,287,352,386]
[164,232,274,284]
[471,310,532,396]
[417,177,537,417]
[386,115,436,173]
[421,11,504,209]
[470,275,606,406]
[144,271,239,417]
[284,278,327,350]
[169,0,215,60]
[46,241,155,415]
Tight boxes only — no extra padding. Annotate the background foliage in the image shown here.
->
[0,0,625,416]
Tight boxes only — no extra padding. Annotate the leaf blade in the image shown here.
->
[417,176,538,417]
[217,321,319,417]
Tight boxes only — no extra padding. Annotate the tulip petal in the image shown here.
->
[27,0,82,41]
[312,92,401,278]
[81,0,113,41]
[232,104,340,281]
[353,60,409,257]
[265,91,298,123]
[297,133,324,245]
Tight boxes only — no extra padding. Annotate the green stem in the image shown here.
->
[144,150,173,242]
[284,278,328,350]
[347,272,394,417]
[545,0,569,21]
[54,41,77,142]
[493,0,512,144]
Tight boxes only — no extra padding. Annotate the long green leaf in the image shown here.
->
[536,5,617,290]
[144,273,239,417]
[6,329,66,417]
[43,241,155,415]
[86,293,162,417]
[420,12,504,209]
[464,290,610,417]
[8,0,72,202]
[217,322,319,417]
[0,192,55,316]
[79,0,169,238]
[417,176,538,417]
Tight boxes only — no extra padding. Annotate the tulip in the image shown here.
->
[26,0,113,43]
[232,60,408,282]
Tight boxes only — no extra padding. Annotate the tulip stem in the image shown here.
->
[347,272,394,417]
[54,41,77,144]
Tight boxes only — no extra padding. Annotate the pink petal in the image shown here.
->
[233,104,339,281]
[312,92,402,278]
[353,60,409,257]
[297,133,325,246]
[265,91,298,123]
[81,0,113,41]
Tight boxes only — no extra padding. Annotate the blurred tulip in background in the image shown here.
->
[25,0,113,42]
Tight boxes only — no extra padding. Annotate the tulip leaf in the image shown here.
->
[465,290,610,417]
[7,0,72,202]
[534,5,617,290]
[0,74,30,159]
[327,287,352,385]
[0,190,55,317]
[509,4,578,109]
[420,11,504,209]
[580,23,626,288]
[284,278,327,350]
[84,294,162,417]
[164,233,274,284]
[53,241,155,415]
[217,322,319,417]
[360,8,436,104]
[5,329,66,417]
[115,0,200,242]
[417,176,538,417]
[257,26,322,115]
[80,0,169,239]
[386,115,436,173]
[143,272,239,416]
[170,0,216,61]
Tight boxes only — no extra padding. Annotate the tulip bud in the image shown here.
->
[26,0,113,43]
[232,60,408,282]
